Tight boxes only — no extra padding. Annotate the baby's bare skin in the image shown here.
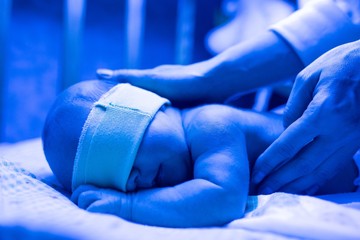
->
[43,80,357,228]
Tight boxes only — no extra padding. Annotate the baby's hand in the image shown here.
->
[71,185,127,216]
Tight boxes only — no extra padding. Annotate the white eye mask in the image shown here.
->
[72,83,170,192]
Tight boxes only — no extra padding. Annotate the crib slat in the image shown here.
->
[175,0,196,65]
[0,0,12,141]
[125,0,147,69]
[62,0,86,90]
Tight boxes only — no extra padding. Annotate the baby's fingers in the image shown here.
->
[87,199,112,213]
[71,185,100,204]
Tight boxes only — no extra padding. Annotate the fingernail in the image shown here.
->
[252,172,265,184]
[260,187,273,195]
[97,69,114,79]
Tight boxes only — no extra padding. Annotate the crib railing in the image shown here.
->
[0,0,271,142]
[0,0,12,141]
[62,0,270,111]
[63,0,197,90]
[175,0,196,65]
[124,0,147,69]
[0,0,199,142]
[62,0,87,91]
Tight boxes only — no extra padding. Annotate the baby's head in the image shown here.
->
[43,80,191,192]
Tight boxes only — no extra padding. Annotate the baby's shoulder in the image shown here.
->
[182,104,241,133]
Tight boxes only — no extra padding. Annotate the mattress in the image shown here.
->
[1,138,360,240]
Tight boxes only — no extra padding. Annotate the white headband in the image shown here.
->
[72,83,169,192]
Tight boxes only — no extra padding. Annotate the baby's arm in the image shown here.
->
[129,105,250,227]
[72,105,250,227]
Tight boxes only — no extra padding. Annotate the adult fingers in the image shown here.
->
[97,68,177,101]
[251,115,318,185]
[97,68,152,87]
[279,144,358,194]
[97,68,117,80]
[256,136,336,194]
[97,64,178,80]
[283,69,320,128]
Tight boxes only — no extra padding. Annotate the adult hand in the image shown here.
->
[252,40,360,195]
[97,31,304,107]
[71,185,127,216]
[97,63,217,107]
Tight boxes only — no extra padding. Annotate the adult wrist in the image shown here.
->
[270,0,360,66]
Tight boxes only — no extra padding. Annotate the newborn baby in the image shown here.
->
[42,80,357,227]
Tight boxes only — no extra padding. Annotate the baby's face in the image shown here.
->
[126,106,192,191]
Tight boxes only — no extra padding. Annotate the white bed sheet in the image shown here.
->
[1,139,360,240]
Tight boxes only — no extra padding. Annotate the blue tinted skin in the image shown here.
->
[96,28,360,197]
[252,40,360,194]
[97,31,303,106]
[71,104,356,227]
[126,107,191,191]
[72,105,281,227]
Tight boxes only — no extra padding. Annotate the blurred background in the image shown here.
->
[0,0,224,143]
